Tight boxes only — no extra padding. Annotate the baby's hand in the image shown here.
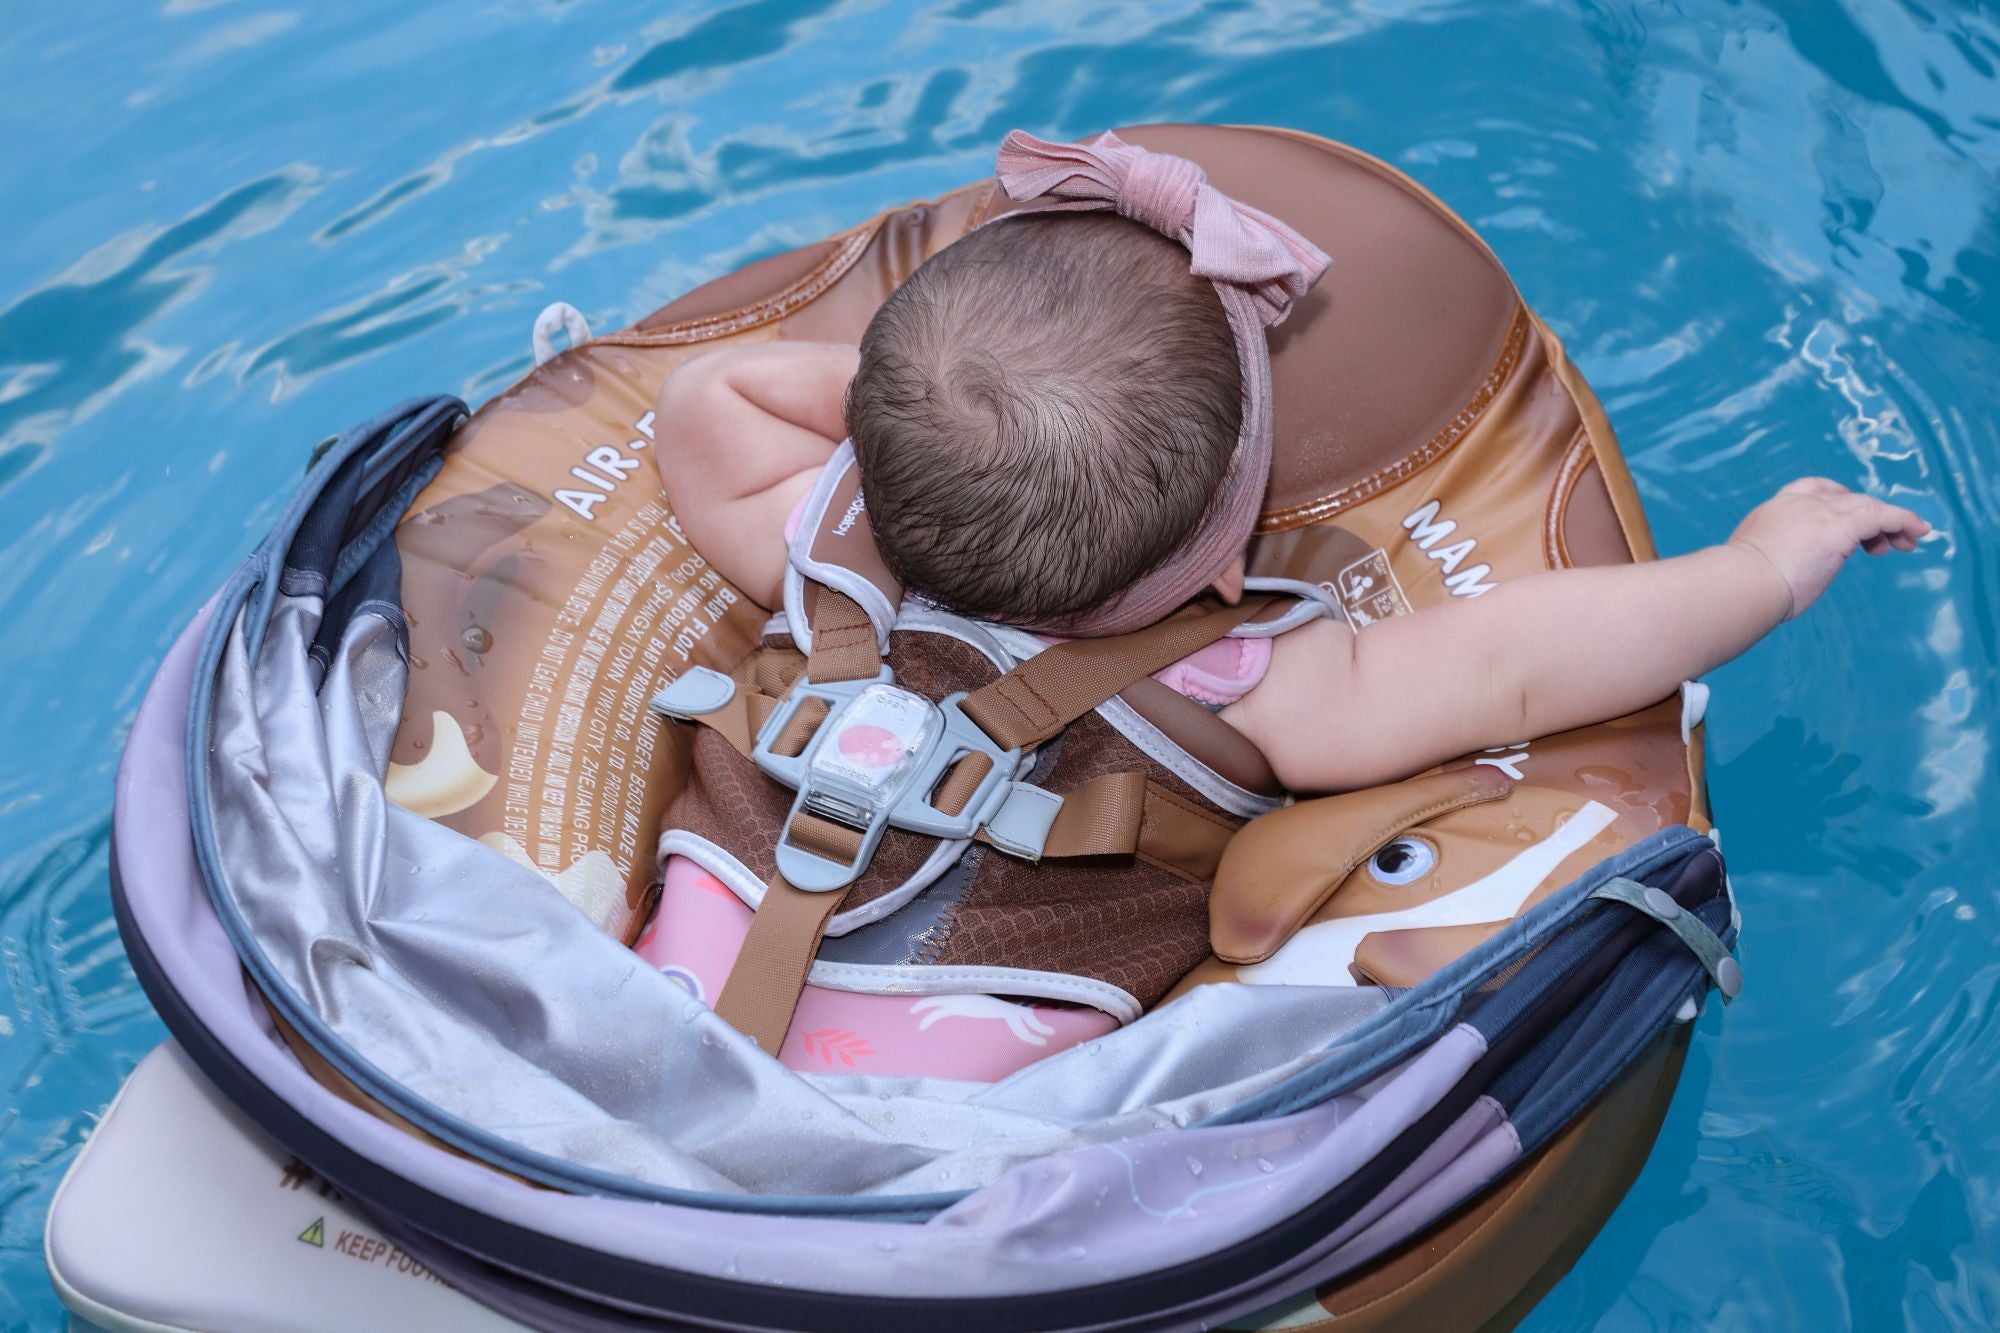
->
[1729,477,1930,619]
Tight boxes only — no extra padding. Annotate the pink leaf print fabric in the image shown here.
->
[635,857,1115,1080]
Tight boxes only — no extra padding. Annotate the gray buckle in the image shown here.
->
[981,783,1066,861]
[752,670,1021,892]
[1591,876,1741,1002]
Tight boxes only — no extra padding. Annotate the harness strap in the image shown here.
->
[975,771,1238,881]
[769,695,828,757]
[673,688,778,758]
[805,586,882,683]
[932,751,995,816]
[700,593,1267,1055]
[962,596,1274,749]
[713,867,850,1053]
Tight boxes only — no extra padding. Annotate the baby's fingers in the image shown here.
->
[1849,498,1929,549]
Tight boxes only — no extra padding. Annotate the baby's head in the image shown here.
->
[846,212,1243,626]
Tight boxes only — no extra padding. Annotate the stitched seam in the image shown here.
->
[1216,784,1505,965]
[1318,786,1500,887]
[1142,781,1239,873]
[657,831,767,911]
[806,960,1142,1020]
[963,183,1000,233]
[1145,782,1239,834]
[983,675,1058,737]
[596,226,877,347]
[1545,425,1591,570]
[1136,851,1205,882]
[1010,674,1059,726]
[1254,305,1531,533]
[1092,694,1281,819]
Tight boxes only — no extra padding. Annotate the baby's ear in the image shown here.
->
[1210,555,1247,605]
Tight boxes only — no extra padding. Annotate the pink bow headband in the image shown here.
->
[991,129,1331,636]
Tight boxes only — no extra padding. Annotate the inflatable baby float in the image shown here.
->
[107,124,1737,1331]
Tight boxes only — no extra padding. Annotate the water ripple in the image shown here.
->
[0,1,1996,1328]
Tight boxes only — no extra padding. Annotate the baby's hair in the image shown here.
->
[846,212,1242,623]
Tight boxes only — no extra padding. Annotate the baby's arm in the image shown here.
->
[1225,479,1929,793]
[654,341,859,607]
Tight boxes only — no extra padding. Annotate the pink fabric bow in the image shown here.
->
[987,129,1330,637]
[995,129,1329,327]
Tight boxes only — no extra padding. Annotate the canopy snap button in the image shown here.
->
[1716,956,1744,1000]
[1642,886,1682,921]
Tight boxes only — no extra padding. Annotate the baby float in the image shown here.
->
[88,124,1738,1332]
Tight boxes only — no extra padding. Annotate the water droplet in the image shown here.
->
[874,1238,899,1252]
[1256,1157,1274,1173]
[680,1003,703,1023]
[1169,1109,1189,1127]
[1084,1042,1101,1056]
[461,625,493,653]
[1186,1156,1204,1177]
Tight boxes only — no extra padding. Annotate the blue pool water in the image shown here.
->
[3,1,1995,1327]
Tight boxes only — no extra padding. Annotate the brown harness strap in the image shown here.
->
[769,695,829,758]
[1132,782,1240,882]
[712,868,850,1054]
[670,583,862,761]
[785,810,866,863]
[679,688,779,758]
[962,597,1274,750]
[1039,771,1149,856]
[805,586,882,683]
[931,751,995,817]
[976,771,1239,882]
[674,688,783,760]
[705,593,1263,1055]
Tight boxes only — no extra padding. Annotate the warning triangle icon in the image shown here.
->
[298,1217,326,1247]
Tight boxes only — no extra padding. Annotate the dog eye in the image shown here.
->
[1368,837,1436,885]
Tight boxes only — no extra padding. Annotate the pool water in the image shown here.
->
[3,1,1995,1327]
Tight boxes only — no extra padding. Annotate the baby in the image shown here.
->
[655,133,1926,795]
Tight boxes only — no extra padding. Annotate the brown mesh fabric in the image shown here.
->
[881,631,1001,700]
[924,711,1225,1008]
[925,857,1210,1010]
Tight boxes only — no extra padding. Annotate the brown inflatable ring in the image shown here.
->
[378,123,1709,1328]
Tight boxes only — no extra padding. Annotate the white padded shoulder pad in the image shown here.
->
[783,441,902,653]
